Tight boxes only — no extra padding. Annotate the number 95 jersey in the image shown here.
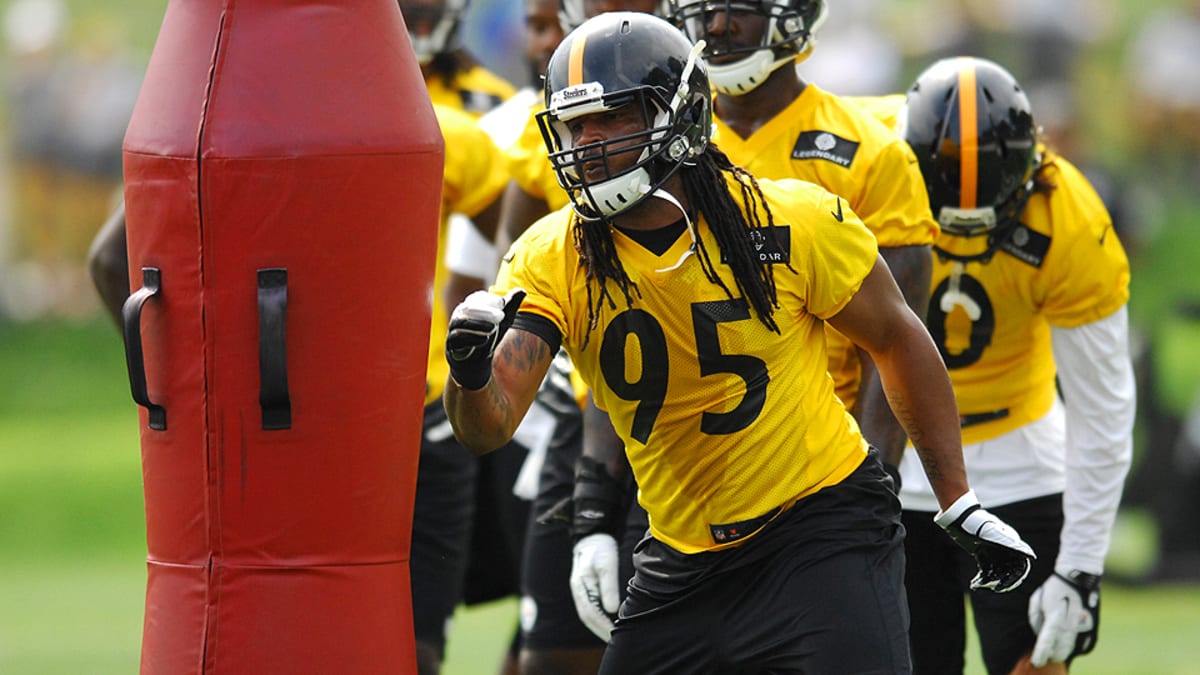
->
[494,174,878,554]
[928,150,1131,445]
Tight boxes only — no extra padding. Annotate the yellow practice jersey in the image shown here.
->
[845,93,906,134]
[425,104,511,404]
[929,150,1130,444]
[713,84,939,410]
[425,64,516,117]
[494,173,878,553]
[506,102,571,211]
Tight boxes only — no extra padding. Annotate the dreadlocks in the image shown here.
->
[572,146,793,342]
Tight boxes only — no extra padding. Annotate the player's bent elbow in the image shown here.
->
[449,425,511,456]
[443,395,516,456]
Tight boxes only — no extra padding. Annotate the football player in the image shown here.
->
[667,0,937,479]
[562,0,939,645]
[400,0,515,116]
[894,57,1135,674]
[443,13,1033,673]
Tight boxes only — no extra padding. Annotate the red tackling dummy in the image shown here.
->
[121,1,442,672]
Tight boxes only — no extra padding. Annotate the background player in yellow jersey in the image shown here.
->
[395,2,532,672]
[406,104,521,675]
[443,14,1033,673]
[400,0,515,116]
[666,0,938,477]
[895,57,1135,674]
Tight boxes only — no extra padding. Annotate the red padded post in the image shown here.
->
[121,2,443,672]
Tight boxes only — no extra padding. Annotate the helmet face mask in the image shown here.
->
[668,0,826,94]
[401,0,468,64]
[538,12,712,220]
[902,57,1041,259]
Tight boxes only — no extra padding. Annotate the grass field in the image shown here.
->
[1,316,1198,674]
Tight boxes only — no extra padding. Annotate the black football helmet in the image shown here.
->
[667,0,826,94]
[400,0,467,65]
[537,12,712,220]
[901,57,1041,260]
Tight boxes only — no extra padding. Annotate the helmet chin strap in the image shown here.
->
[649,188,698,273]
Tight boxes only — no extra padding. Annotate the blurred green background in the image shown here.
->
[1,0,1198,673]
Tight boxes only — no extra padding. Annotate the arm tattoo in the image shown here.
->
[885,389,921,445]
[498,330,553,373]
[888,389,945,482]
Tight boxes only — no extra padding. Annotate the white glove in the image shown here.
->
[935,490,1036,593]
[1028,567,1101,666]
[569,532,620,642]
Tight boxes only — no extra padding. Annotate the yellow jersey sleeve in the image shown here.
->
[492,207,578,338]
[437,104,509,219]
[845,93,906,135]
[425,64,516,117]
[1033,153,1131,327]
[424,105,511,405]
[506,106,570,211]
[758,178,878,320]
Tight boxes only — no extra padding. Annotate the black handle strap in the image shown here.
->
[122,267,166,430]
[257,268,291,430]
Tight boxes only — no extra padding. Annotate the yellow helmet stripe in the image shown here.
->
[955,59,974,208]
[957,58,979,209]
[568,32,588,86]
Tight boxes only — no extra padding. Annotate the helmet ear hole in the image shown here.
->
[667,137,689,160]
[779,12,802,38]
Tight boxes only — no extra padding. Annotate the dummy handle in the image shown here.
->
[122,267,166,430]
[258,268,291,430]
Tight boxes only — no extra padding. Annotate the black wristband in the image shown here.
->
[1058,569,1102,592]
[570,456,627,541]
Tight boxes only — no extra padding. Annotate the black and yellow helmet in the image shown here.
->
[537,12,711,220]
[902,57,1041,258]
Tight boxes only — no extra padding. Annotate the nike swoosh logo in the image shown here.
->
[831,198,844,222]
[1099,225,1111,245]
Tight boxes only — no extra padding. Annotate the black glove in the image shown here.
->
[935,490,1036,593]
[445,288,525,390]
